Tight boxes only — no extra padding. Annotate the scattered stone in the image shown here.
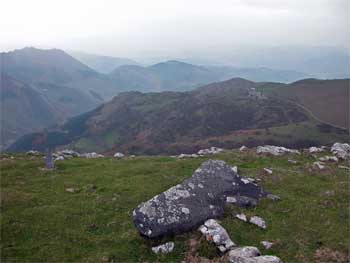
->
[226,196,237,204]
[228,247,283,263]
[235,213,247,222]
[65,188,76,193]
[113,152,125,158]
[133,160,267,238]
[55,156,64,161]
[26,150,41,155]
[312,161,326,170]
[331,143,350,160]
[101,255,109,262]
[232,166,238,173]
[229,246,261,259]
[309,147,324,154]
[241,178,251,184]
[249,216,267,229]
[257,145,300,156]
[178,153,199,159]
[322,190,335,196]
[240,145,248,152]
[198,147,224,155]
[319,156,338,162]
[266,194,281,201]
[151,242,175,254]
[199,219,236,253]
[261,241,274,249]
[338,165,350,170]
[263,168,273,175]
[288,159,297,164]
[56,149,80,158]
[247,177,256,183]
[253,255,283,263]
[81,152,104,158]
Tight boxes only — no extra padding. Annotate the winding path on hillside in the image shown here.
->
[293,101,348,131]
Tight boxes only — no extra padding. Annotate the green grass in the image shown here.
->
[1,151,349,262]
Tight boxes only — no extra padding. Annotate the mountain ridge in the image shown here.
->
[7,78,349,154]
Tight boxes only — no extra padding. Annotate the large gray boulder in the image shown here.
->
[132,160,266,238]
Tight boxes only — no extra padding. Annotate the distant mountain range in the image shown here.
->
[2,47,348,150]
[218,46,350,79]
[8,78,349,154]
[107,60,310,93]
[68,51,140,74]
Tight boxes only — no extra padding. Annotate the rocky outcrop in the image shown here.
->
[132,160,266,238]
[257,146,300,156]
[331,143,350,160]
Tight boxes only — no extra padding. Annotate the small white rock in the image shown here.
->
[313,161,326,170]
[226,196,237,203]
[288,159,297,164]
[151,242,174,254]
[261,241,274,249]
[241,178,251,184]
[232,166,238,173]
[249,216,267,229]
[263,168,273,175]
[239,145,248,152]
[235,213,247,222]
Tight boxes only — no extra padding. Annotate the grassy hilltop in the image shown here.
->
[1,150,349,262]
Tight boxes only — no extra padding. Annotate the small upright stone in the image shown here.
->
[45,149,54,169]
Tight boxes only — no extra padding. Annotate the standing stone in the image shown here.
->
[45,149,54,169]
[132,160,267,238]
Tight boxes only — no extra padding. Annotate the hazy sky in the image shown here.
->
[1,0,349,58]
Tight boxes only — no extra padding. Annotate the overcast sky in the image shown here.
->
[1,0,349,58]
